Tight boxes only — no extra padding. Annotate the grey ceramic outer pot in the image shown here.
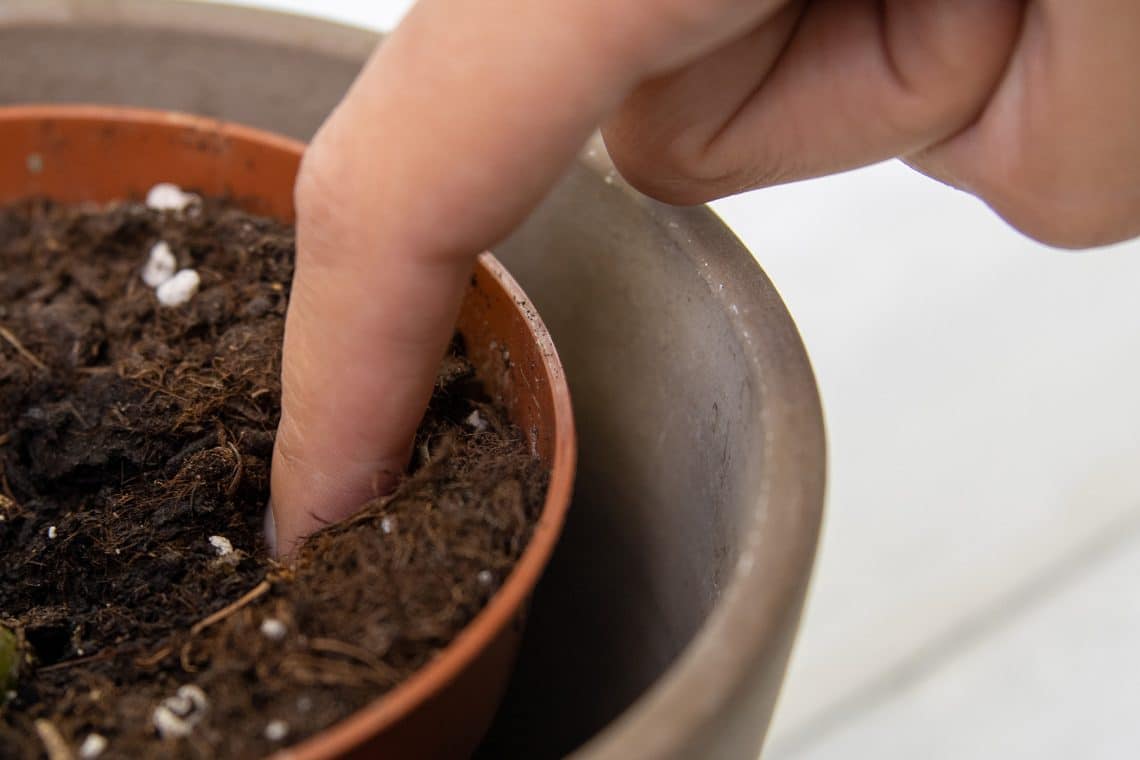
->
[0,3,826,758]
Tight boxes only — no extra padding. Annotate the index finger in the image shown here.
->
[269,0,774,554]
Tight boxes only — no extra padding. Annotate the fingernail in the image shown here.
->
[264,503,278,556]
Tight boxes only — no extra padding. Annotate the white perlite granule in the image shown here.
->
[142,241,177,287]
[264,720,289,742]
[155,269,201,308]
[146,182,198,212]
[260,618,287,642]
[153,685,209,739]
[208,535,234,557]
[78,733,109,759]
[47,526,57,540]
[140,237,198,306]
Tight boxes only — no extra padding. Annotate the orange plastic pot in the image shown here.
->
[0,105,576,759]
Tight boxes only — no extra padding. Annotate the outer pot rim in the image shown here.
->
[0,103,578,760]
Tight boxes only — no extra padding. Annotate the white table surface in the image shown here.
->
[207,3,1140,756]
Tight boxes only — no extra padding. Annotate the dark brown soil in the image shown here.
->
[0,197,546,759]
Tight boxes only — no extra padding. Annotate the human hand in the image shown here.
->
[269,0,1140,554]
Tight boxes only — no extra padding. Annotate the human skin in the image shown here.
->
[268,0,1140,554]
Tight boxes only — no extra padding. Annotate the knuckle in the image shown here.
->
[877,3,1021,139]
[604,119,789,205]
[603,120,739,205]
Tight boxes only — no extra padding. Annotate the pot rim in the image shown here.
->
[0,103,578,760]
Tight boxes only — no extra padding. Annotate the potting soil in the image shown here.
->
[0,197,546,758]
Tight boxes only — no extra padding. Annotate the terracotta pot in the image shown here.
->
[0,105,576,759]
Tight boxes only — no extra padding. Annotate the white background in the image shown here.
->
[210,2,1140,757]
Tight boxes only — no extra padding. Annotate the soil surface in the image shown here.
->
[0,197,546,758]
